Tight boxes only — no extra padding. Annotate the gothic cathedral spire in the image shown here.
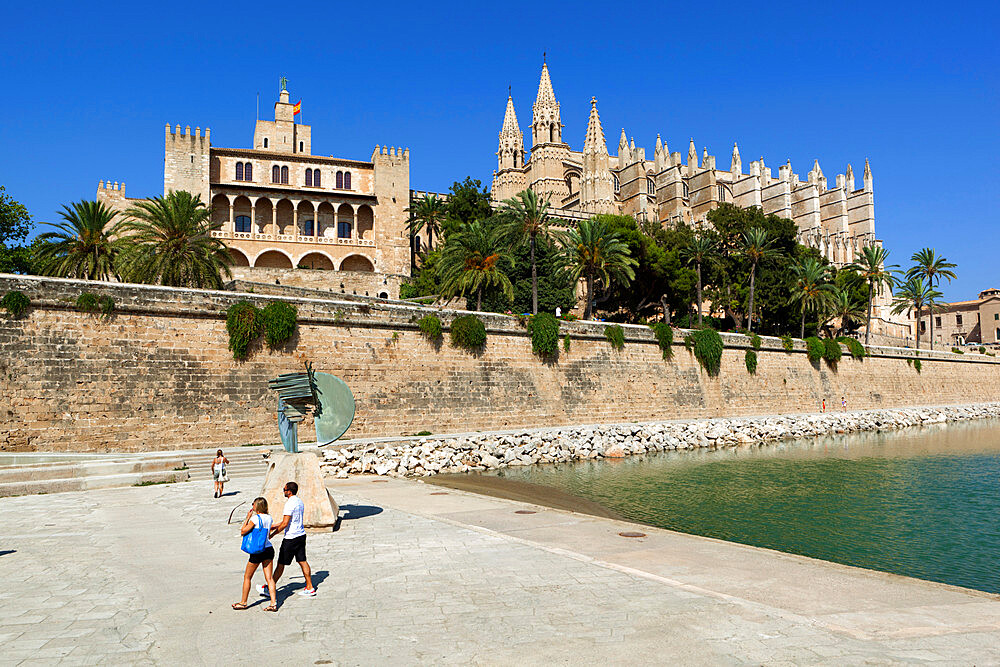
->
[532,62,563,147]
[581,97,614,214]
[496,94,524,172]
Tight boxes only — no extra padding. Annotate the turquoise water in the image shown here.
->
[479,419,1000,594]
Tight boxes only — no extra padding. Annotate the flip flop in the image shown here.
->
[264,605,278,612]
[231,602,248,610]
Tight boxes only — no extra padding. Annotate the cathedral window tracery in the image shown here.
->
[280,166,289,184]
[647,178,655,195]
[272,165,280,183]
[313,170,320,187]
[336,171,343,189]
[236,162,244,181]
[344,172,352,189]
[244,163,252,181]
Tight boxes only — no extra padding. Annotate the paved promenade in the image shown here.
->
[2,473,999,665]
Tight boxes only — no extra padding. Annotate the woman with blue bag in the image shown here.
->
[232,497,278,612]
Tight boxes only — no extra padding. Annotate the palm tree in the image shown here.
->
[679,232,718,328]
[406,194,446,253]
[739,227,782,333]
[35,200,126,280]
[847,245,899,346]
[788,258,835,338]
[497,189,553,315]
[118,191,232,289]
[555,219,637,320]
[891,276,943,350]
[824,288,868,337]
[438,221,514,311]
[906,248,957,349]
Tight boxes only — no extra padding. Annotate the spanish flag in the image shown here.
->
[293,100,302,115]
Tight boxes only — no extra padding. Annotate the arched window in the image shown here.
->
[647,178,655,195]
[717,184,726,202]
[303,218,314,236]
[344,172,352,190]
[613,175,620,193]
[244,163,252,181]
[336,171,344,189]
[272,165,280,183]
[338,220,352,238]
[313,170,321,187]
[235,215,251,233]
[683,182,690,198]
[305,168,312,187]
[236,162,243,181]
[280,166,289,184]
[263,138,269,148]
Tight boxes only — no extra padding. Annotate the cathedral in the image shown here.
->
[491,63,878,268]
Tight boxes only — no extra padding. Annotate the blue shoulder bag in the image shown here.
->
[241,514,268,554]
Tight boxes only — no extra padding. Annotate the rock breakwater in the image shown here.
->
[320,404,1000,478]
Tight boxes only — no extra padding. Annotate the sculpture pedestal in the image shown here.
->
[260,452,339,532]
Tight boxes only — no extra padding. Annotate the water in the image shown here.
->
[473,419,1000,594]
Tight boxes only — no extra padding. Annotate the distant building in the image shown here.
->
[96,84,411,290]
[915,289,1000,346]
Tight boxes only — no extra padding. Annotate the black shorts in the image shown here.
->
[248,546,274,564]
[278,535,307,565]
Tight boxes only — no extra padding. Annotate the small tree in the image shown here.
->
[891,276,942,351]
[679,232,718,328]
[555,219,637,320]
[35,200,125,281]
[438,221,514,311]
[739,227,782,333]
[847,245,898,346]
[497,190,553,315]
[788,258,835,338]
[906,248,957,350]
[406,194,446,253]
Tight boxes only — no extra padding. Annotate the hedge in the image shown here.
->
[605,324,625,350]
[451,314,486,350]
[1,290,30,318]
[650,321,674,359]
[418,314,443,341]
[528,313,560,357]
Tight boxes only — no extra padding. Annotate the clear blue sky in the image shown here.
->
[2,1,997,300]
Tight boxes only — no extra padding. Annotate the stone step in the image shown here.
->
[0,457,188,484]
[0,469,190,497]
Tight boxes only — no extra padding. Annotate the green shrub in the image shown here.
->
[805,336,824,362]
[76,292,99,313]
[563,334,571,352]
[780,335,794,352]
[0,291,30,318]
[951,347,964,354]
[528,313,560,357]
[98,295,114,316]
[745,349,757,375]
[988,352,995,357]
[837,336,866,359]
[914,358,922,373]
[260,301,297,348]
[604,324,625,350]
[749,332,762,350]
[399,283,419,299]
[418,314,443,341]
[450,314,486,350]
[414,430,433,436]
[823,338,842,364]
[683,333,695,351]
[650,321,674,359]
[226,301,264,360]
[979,346,986,354]
[691,328,723,376]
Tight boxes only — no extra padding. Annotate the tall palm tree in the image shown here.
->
[555,219,637,320]
[118,191,232,289]
[406,194,446,253]
[739,227,782,333]
[824,288,868,337]
[906,248,957,349]
[788,257,835,338]
[35,200,126,281]
[679,232,718,328]
[891,276,943,350]
[497,189,553,315]
[438,221,514,311]
[847,245,899,346]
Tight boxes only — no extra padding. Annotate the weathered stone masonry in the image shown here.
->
[2,274,999,452]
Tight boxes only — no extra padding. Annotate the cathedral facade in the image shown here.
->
[491,64,877,268]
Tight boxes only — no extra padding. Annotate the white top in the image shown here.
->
[251,513,273,549]
[283,496,306,539]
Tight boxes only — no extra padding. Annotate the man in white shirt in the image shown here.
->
[260,481,316,597]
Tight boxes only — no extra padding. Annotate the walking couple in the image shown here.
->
[233,481,317,612]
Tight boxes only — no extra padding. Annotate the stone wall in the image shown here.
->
[227,266,406,299]
[2,273,999,453]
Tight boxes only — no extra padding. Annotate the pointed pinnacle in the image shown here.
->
[535,62,556,104]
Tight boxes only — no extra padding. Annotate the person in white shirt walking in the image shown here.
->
[258,481,317,597]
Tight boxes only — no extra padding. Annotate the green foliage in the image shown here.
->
[837,336,867,359]
[690,328,724,376]
[745,349,758,375]
[780,335,794,351]
[0,290,29,317]
[439,220,514,310]
[260,301,297,349]
[604,324,625,350]
[0,186,34,274]
[805,336,824,362]
[36,200,125,281]
[450,314,486,350]
[528,313,560,357]
[951,347,964,354]
[414,430,433,437]
[979,346,986,354]
[226,301,264,360]
[683,333,695,351]
[418,314,443,341]
[444,177,493,235]
[478,236,576,315]
[76,292,99,313]
[406,194,446,251]
[650,321,674,359]
[333,308,346,323]
[823,337,842,364]
[914,358,922,373]
[749,332,762,350]
[563,334,571,352]
[398,283,419,300]
[555,218,638,320]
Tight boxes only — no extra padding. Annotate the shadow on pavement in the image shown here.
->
[0,550,14,557]
[274,570,329,605]
[339,504,383,521]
